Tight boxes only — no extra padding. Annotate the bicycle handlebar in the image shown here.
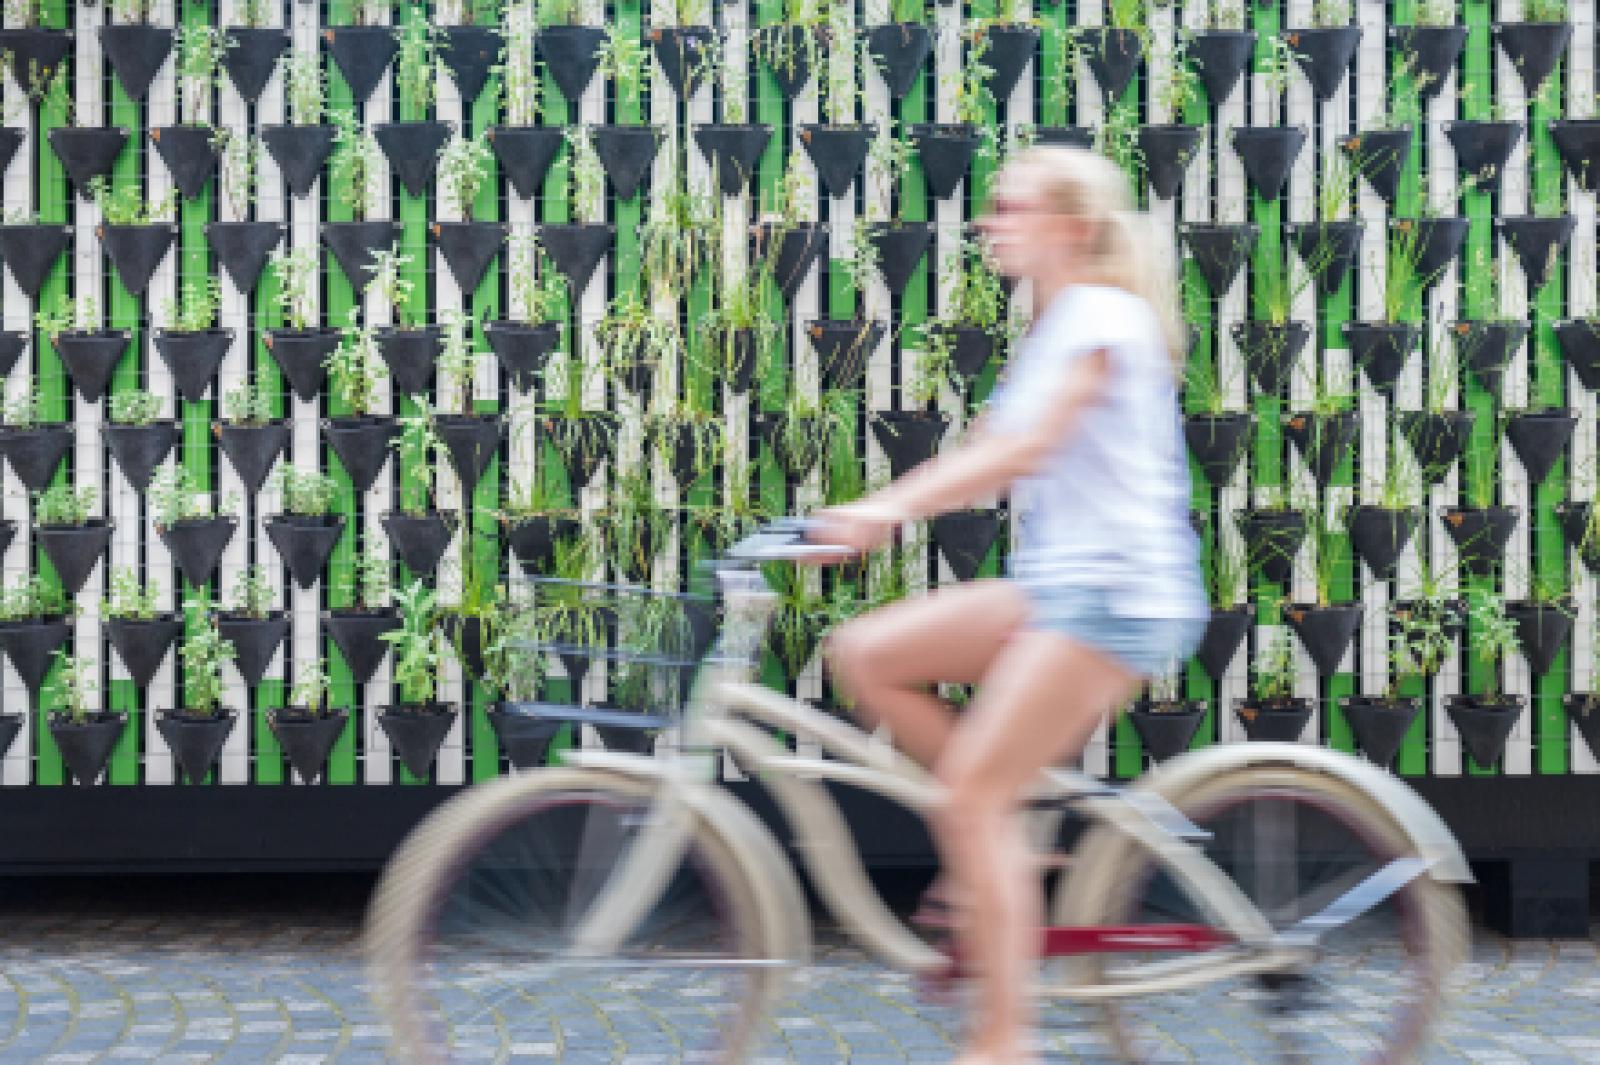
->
[723,518,857,564]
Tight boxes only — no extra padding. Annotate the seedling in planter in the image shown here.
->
[1413,0,1455,26]
[174,23,225,125]
[1462,439,1502,511]
[365,245,420,328]
[596,23,647,101]
[381,580,445,706]
[1250,628,1299,701]
[1316,150,1355,223]
[288,660,334,717]
[326,320,388,417]
[437,132,492,221]
[392,406,443,517]
[330,113,384,221]
[104,566,161,621]
[1154,39,1202,119]
[222,367,275,426]
[342,546,392,612]
[276,465,339,517]
[436,310,478,415]
[1465,588,1520,700]
[180,602,236,717]
[823,22,866,125]
[835,220,884,305]
[639,168,717,299]
[569,128,606,221]
[1205,1,1246,29]
[1311,0,1353,25]
[1207,528,1247,608]
[536,0,583,26]
[0,574,65,620]
[216,130,263,220]
[227,564,274,620]
[1255,35,1298,127]
[480,594,543,703]
[348,0,397,28]
[703,267,778,382]
[161,276,223,333]
[941,238,1007,335]
[34,483,95,526]
[507,232,566,323]
[497,1,541,125]
[149,465,230,527]
[281,49,325,126]
[109,389,162,426]
[43,651,96,725]
[269,246,320,331]
[89,176,175,226]
[718,38,749,124]
[1095,102,1142,176]
[645,404,723,481]
[1381,221,1429,325]
[595,291,678,393]
[1388,595,1454,698]
[113,0,155,23]
[234,0,272,27]
[395,17,438,116]
[2,390,41,430]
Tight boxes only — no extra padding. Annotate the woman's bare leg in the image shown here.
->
[823,579,1030,769]
[933,632,1141,1062]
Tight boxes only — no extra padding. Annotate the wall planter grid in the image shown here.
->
[0,0,1585,819]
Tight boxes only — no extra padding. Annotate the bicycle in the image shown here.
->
[366,520,1471,1063]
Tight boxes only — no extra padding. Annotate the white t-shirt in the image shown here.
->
[985,283,1207,620]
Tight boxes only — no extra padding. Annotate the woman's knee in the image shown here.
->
[932,755,1015,840]
[822,616,883,692]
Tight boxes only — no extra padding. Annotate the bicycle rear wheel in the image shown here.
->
[1055,767,1466,1064]
[365,768,788,1064]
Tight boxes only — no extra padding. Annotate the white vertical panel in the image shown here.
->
[1569,0,1598,772]
[0,14,29,784]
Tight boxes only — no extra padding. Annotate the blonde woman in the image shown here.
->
[810,146,1208,1063]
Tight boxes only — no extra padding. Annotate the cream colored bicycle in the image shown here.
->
[366,520,1470,1064]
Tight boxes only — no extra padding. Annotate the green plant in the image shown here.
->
[497,2,541,125]
[113,0,155,23]
[1155,39,1201,118]
[1250,628,1298,700]
[109,390,162,426]
[605,470,672,579]
[234,0,272,27]
[760,148,813,225]
[162,276,223,333]
[1465,588,1520,699]
[1316,149,1355,223]
[149,465,222,527]
[597,23,648,100]
[888,0,924,23]
[104,567,160,621]
[2,390,40,430]
[330,112,383,221]
[44,650,97,725]
[769,388,851,479]
[0,574,66,620]
[595,292,678,391]
[1421,321,1456,412]
[1382,220,1430,324]
[1106,0,1147,31]
[536,0,581,26]
[1379,438,1419,511]
[34,292,96,345]
[1525,0,1567,21]
[435,309,476,414]
[941,239,1006,331]
[365,245,419,327]
[1412,0,1455,25]
[277,465,338,517]
[222,367,275,425]
[1462,437,1501,510]
[395,16,437,115]
[1258,35,1299,125]
[227,564,274,619]
[948,33,994,126]
[393,405,442,516]
[718,37,749,124]
[1205,1,1246,30]
[269,246,320,331]
[1305,501,1348,608]
[34,483,94,526]
[824,20,863,125]
[90,177,175,226]
[344,546,391,611]
[1310,0,1352,27]
[1181,352,1234,416]
[180,602,236,716]
[836,218,883,297]
[645,405,723,480]
[1208,529,1246,607]
[288,661,334,717]
[437,132,492,221]
[349,0,396,27]
[325,321,387,416]
[174,23,225,125]
[639,167,717,297]
[217,129,262,219]
[569,128,606,220]
[480,595,544,702]
[1095,101,1142,175]
[380,580,444,706]
[1388,598,1454,698]
[508,233,567,323]
[281,49,324,126]
[705,269,778,379]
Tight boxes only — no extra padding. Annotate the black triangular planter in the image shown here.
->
[1197,605,1250,683]
[438,25,502,103]
[489,705,562,769]
[48,126,129,198]
[1236,697,1312,742]
[504,513,579,573]
[105,613,181,688]
[485,320,560,389]
[0,618,70,702]
[1183,412,1252,486]
[537,24,604,102]
[651,25,714,98]
[1454,319,1529,393]
[0,223,70,297]
[719,330,758,395]
[1398,411,1473,484]
[931,509,1002,581]
[100,24,172,103]
[1446,695,1523,768]
[1136,124,1203,200]
[1183,223,1257,295]
[99,223,175,298]
[1128,701,1205,762]
[261,124,337,199]
[1444,121,1524,191]
[550,415,614,489]
[1084,27,1143,99]
[1285,25,1360,101]
[435,413,499,496]
[383,510,457,578]
[909,124,978,200]
[808,319,885,391]
[265,329,338,403]
[221,26,288,106]
[378,705,457,778]
[1341,127,1412,206]
[538,222,612,294]
[870,411,947,479]
[322,220,402,292]
[1287,220,1361,291]
[489,125,566,199]
[1240,509,1307,585]
[156,711,237,785]
[1346,505,1419,578]
[205,220,283,292]
[1232,125,1306,202]
[865,221,932,296]
[49,713,127,785]
[0,713,21,758]
[1340,696,1420,768]
[693,124,773,195]
[0,519,14,563]
[159,517,237,587]
[266,514,346,590]
[41,332,111,396]
[433,221,505,294]
[1498,215,1575,289]
[1494,20,1572,96]
[1555,502,1600,571]
[150,125,217,200]
[756,24,818,99]
[799,124,874,198]
[217,612,288,687]
[931,325,996,383]
[0,330,23,378]
[374,121,451,198]
[1189,30,1255,103]
[0,126,21,178]
[104,420,178,491]
[866,22,931,100]
[1233,321,1310,394]
[1391,25,1466,100]
[1555,318,1600,389]
[1567,694,1600,761]
[0,28,72,98]
[153,328,233,402]
[1404,216,1469,284]
[1505,408,1575,485]
[374,325,441,397]
[1344,321,1419,396]
[1507,599,1573,677]
[0,424,71,491]
[1285,602,1363,675]
[269,710,348,784]
[591,124,660,199]
[1032,125,1095,149]
[1283,409,1358,486]
[1441,506,1518,576]
[978,24,1038,103]
[442,614,486,680]
[325,25,397,104]
[322,416,398,494]
[1549,120,1600,191]
[37,519,111,597]
[324,608,400,686]
[754,221,828,302]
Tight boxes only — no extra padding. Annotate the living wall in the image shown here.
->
[0,0,1593,788]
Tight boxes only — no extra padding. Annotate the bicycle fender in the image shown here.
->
[1135,742,1473,883]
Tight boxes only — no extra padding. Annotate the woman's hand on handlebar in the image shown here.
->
[803,500,906,562]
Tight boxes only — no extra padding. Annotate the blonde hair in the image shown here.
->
[998,145,1186,368]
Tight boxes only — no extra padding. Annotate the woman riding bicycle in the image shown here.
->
[810,145,1208,1063]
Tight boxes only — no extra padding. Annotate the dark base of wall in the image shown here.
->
[1,776,1597,936]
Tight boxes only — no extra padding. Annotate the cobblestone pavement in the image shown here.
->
[0,875,1598,1063]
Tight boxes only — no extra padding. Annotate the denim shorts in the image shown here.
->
[1019,582,1208,677]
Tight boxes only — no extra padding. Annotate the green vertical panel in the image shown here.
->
[254,238,286,783]
[1324,216,1356,753]
[1248,0,1283,626]
[1182,69,1215,750]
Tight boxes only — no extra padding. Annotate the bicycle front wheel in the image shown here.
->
[365,767,787,1064]
[1055,766,1467,1064]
